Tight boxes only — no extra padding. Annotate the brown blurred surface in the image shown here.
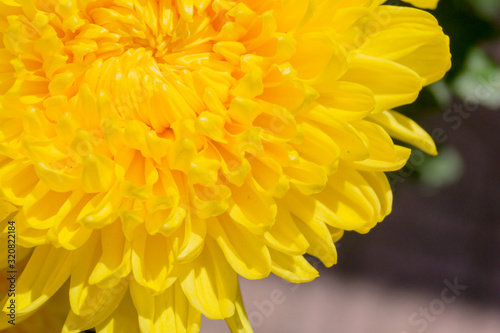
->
[202,273,500,333]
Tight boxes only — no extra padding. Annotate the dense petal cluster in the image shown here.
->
[1,0,450,332]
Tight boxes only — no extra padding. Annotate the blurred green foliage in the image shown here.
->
[453,47,500,109]
[418,146,465,190]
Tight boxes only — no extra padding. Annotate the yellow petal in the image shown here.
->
[22,182,71,229]
[283,158,328,195]
[249,156,289,198]
[22,137,67,164]
[89,222,131,289]
[5,245,71,316]
[292,122,340,168]
[359,170,393,230]
[179,238,237,319]
[96,289,141,333]
[195,111,227,143]
[0,199,17,223]
[213,142,251,187]
[187,153,221,186]
[369,110,437,155]
[192,183,231,219]
[349,120,411,171]
[341,53,422,112]
[283,188,337,267]
[13,210,50,247]
[263,201,309,256]
[228,180,277,234]
[401,0,439,9]
[313,165,381,231]
[131,226,176,294]
[175,214,206,263]
[269,248,319,283]
[314,81,375,121]
[34,161,80,192]
[227,97,261,124]
[130,281,201,333]
[289,32,347,82]
[358,6,450,85]
[0,161,38,206]
[225,283,253,333]
[81,153,116,193]
[231,71,264,99]
[77,187,121,229]
[65,234,128,332]
[213,41,246,65]
[301,105,370,161]
[208,215,271,280]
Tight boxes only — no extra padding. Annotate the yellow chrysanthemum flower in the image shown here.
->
[1,0,450,332]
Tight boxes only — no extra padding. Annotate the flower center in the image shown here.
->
[80,3,227,133]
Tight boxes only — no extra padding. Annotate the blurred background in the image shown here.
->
[204,0,500,331]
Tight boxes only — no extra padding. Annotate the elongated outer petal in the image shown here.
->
[300,105,370,161]
[263,201,310,256]
[283,157,328,196]
[0,278,69,332]
[313,81,375,122]
[64,233,128,333]
[357,170,393,233]
[175,214,206,263]
[283,188,338,267]
[313,165,382,232]
[2,245,71,315]
[228,180,277,234]
[96,290,141,333]
[47,190,94,250]
[349,121,411,172]
[22,182,71,229]
[89,222,132,289]
[130,281,201,333]
[341,54,422,113]
[131,225,176,294]
[180,237,237,320]
[208,215,272,280]
[269,248,319,283]
[292,122,340,168]
[368,110,437,155]
[14,210,50,247]
[358,6,450,86]
[225,283,253,333]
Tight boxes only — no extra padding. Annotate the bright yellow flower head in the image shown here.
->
[1,0,450,332]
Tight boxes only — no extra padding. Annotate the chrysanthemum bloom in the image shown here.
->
[1,0,450,332]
